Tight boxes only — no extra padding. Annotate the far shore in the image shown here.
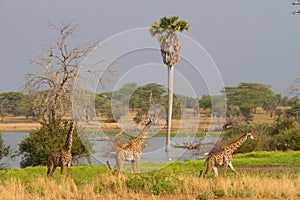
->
[0,122,41,132]
[0,108,274,132]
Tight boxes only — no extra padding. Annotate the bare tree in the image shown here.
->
[24,21,108,125]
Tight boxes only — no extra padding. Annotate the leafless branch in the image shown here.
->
[24,21,114,124]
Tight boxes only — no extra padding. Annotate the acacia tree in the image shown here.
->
[224,82,278,123]
[150,16,190,152]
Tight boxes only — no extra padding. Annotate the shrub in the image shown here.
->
[219,124,264,153]
[267,118,300,151]
[221,118,300,152]
[0,133,10,168]
[196,193,208,200]
[18,120,91,168]
[272,127,300,151]
[213,188,226,198]
[126,176,145,193]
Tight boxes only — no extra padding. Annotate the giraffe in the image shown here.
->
[47,120,75,180]
[110,119,154,174]
[201,131,255,177]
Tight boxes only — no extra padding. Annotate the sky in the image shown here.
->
[0,0,300,97]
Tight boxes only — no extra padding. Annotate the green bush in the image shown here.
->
[220,124,263,153]
[272,127,300,151]
[18,120,91,168]
[196,193,208,200]
[268,118,300,151]
[222,118,300,152]
[93,184,104,194]
[213,188,226,198]
[126,176,145,193]
[0,133,10,169]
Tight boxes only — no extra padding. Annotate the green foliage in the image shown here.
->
[0,152,299,194]
[148,172,183,195]
[0,133,10,168]
[198,95,211,109]
[126,176,145,193]
[18,120,90,168]
[0,92,32,117]
[233,151,300,168]
[150,16,190,38]
[219,125,261,153]
[221,118,300,152]
[224,82,278,122]
[272,126,300,151]
[196,193,208,200]
[285,103,300,122]
[270,117,299,135]
[213,188,226,198]
[267,117,300,151]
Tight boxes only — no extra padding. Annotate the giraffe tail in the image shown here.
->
[106,161,116,174]
[199,170,203,177]
[106,161,112,170]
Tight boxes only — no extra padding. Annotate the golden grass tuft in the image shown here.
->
[0,174,299,200]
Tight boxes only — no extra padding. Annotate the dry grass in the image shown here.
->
[0,174,299,200]
[0,116,41,131]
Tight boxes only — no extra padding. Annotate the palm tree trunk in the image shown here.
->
[166,65,174,152]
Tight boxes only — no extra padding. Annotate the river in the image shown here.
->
[0,132,218,168]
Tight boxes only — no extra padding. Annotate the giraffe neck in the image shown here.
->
[136,121,153,139]
[63,121,75,152]
[126,137,145,149]
[223,133,248,153]
[123,121,153,151]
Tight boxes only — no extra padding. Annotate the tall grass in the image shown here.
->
[0,151,300,199]
[0,174,299,199]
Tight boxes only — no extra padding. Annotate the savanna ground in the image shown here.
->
[1,109,299,199]
[0,151,299,200]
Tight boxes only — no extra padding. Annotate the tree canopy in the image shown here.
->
[224,82,279,122]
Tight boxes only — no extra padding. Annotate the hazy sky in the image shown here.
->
[0,0,299,97]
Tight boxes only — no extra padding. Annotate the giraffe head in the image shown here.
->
[138,118,154,139]
[246,131,256,140]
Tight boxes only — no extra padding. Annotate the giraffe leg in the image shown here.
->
[47,164,54,179]
[51,166,57,178]
[60,165,64,181]
[115,155,124,174]
[136,159,140,174]
[212,166,218,177]
[203,158,214,178]
[67,162,71,179]
[228,162,238,176]
[130,160,135,174]
[223,164,228,177]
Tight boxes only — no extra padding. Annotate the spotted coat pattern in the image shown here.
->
[113,120,153,174]
[47,121,75,179]
[203,132,255,177]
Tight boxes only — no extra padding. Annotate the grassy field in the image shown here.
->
[0,151,299,200]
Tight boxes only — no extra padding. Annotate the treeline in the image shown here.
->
[1,82,299,123]
[1,82,300,168]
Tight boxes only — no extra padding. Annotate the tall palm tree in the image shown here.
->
[150,16,190,152]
